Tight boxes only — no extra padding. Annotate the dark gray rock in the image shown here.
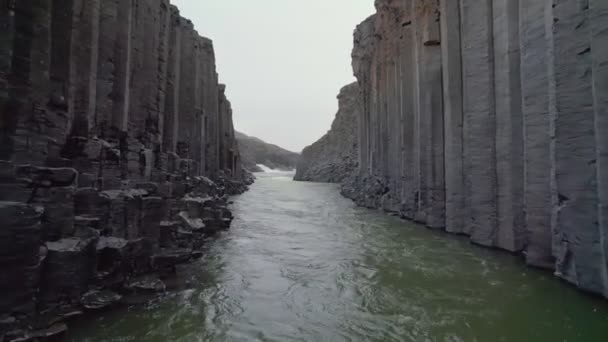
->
[14,166,78,188]
[0,202,43,316]
[41,234,99,304]
[81,290,122,310]
[151,248,193,272]
[125,276,166,293]
[295,83,359,183]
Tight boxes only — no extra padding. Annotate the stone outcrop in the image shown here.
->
[0,0,248,337]
[236,131,299,172]
[294,83,359,183]
[340,0,608,298]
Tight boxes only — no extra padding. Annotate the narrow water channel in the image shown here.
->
[67,172,608,341]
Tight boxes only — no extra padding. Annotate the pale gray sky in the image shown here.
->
[171,0,374,152]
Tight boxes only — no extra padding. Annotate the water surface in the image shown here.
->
[67,172,608,341]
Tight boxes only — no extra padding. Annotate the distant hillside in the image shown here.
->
[235,131,300,172]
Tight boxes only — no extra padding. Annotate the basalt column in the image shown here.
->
[551,0,603,293]
[69,0,100,146]
[460,0,498,245]
[1,0,53,164]
[439,0,465,234]
[352,16,374,179]
[0,0,14,159]
[398,5,417,221]
[202,38,220,175]
[590,0,608,297]
[518,0,555,269]
[126,0,169,180]
[374,1,403,212]
[492,0,524,252]
[163,5,182,155]
[413,0,444,228]
[177,19,199,170]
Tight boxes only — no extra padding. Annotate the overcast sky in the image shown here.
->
[171,0,374,152]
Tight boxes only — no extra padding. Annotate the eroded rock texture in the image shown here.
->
[340,0,608,298]
[0,0,248,336]
[294,83,359,183]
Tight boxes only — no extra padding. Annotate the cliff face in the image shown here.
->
[236,131,299,172]
[294,83,359,183]
[0,0,248,336]
[342,0,608,298]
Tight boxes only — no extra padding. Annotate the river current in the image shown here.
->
[67,172,608,341]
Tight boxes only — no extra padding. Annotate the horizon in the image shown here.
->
[171,0,374,152]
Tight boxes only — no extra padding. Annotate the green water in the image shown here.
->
[66,172,608,341]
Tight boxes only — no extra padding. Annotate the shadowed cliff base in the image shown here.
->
[0,0,252,338]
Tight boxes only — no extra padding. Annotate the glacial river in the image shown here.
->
[67,172,608,341]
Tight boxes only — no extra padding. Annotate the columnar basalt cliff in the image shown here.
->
[294,83,359,183]
[0,0,248,337]
[340,0,608,298]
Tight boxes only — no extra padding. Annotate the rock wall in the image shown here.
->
[294,83,359,183]
[342,0,608,298]
[0,0,248,337]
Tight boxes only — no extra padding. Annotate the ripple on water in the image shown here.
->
[66,174,608,342]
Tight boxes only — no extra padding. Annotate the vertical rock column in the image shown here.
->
[48,0,75,162]
[201,38,220,175]
[113,0,133,134]
[413,0,444,228]
[129,0,160,146]
[177,20,197,168]
[492,0,524,252]
[0,0,15,159]
[95,0,122,136]
[162,5,182,155]
[519,0,554,268]
[551,0,603,293]
[2,0,53,164]
[155,0,171,171]
[69,0,100,143]
[397,4,417,220]
[218,84,227,171]
[352,17,375,178]
[375,2,402,212]
[94,0,133,189]
[590,0,608,296]
[440,0,465,233]
[386,36,402,212]
[460,0,497,245]
[192,36,203,175]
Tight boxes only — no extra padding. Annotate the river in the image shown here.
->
[67,172,608,341]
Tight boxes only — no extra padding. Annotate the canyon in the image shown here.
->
[0,0,250,338]
[300,0,608,299]
[2,0,608,340]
